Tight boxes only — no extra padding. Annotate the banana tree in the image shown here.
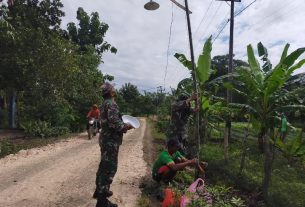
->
[228,42,305,200]
[175,37,214,143]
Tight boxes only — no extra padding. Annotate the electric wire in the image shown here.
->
[249,1,300,30]
[212,18,230,43]
[193,0,214,38]
[166,13,191,88]
[212,0,258,43]
[164,2,175,90]
[234,0,258,17]
[197,1,223,42]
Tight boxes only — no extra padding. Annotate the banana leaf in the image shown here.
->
[197,36,212,85]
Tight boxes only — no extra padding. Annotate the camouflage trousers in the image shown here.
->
[95,136,120,198]
[168,130,188,147]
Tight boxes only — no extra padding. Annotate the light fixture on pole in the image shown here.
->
[144,0,192,13]
[144,0,160,11]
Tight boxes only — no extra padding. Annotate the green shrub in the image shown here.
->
[269,181,305,207]
[21,120,70,138]
[0,141,20,158]
[137,194,151,207]
[156,118,170,134]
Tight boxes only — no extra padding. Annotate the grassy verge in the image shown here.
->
[202,123,305,207]
[0,133,78,158]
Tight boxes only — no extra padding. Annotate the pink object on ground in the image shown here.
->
[180,178,212,207]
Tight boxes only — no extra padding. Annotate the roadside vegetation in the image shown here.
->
[139,38,305,206]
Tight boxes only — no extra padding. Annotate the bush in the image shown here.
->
[156,118,170,134]
[0,141,20,158]
[137,194,151,207]
[269,181,305,207]
[21,120,70,138]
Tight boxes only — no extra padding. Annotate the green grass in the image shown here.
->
[201,123,305,207]
[0,133,76,158]
[137,194,151,207]
[148,118,167,142]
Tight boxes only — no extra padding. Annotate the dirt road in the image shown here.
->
[0,119,147,207]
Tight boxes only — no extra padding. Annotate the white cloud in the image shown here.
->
[61,0,305,92]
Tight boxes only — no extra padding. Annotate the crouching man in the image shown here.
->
[152,139,207,183]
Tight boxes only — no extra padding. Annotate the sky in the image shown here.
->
[60,0,305,92]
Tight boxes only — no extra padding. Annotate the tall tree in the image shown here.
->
[67,7,117,57]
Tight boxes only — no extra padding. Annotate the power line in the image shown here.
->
[212,0,258,43]
[212,18,230,42]
[198,1,223,40]
[193,1,223,54]
[193,0,214,38]
[164,2,175,89]
[234,0,258,17]
[249,1,300,30]
[165,13,191,86]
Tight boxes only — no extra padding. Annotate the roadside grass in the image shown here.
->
[202,123,305,207]
[148,118,167,142]
[0,133,78,158]
[137,194,151,207]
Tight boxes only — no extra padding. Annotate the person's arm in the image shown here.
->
[107,103,132,133]
[171,100,189,112]
[173,151,187,162]
[167,159,197,171]
[97,109,101,120]
[87,110,92,118]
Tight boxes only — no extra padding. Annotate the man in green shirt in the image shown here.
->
[280,113,288,141]
[152,139,204,183]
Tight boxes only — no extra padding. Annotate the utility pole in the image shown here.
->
[218,0,241,102]
[157,86,164,116]
[217,0,241,161]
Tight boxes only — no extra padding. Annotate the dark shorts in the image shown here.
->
[153,166,171,182]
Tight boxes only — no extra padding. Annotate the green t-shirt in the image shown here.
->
[152,150,183,177]
[281,117,287,132]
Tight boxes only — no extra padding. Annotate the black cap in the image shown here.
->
[167,139,182,148]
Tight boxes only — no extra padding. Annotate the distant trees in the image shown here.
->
[0,1,116,135]
[116,83,173,117]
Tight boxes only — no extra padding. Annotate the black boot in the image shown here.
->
[104,198,118,207]
[96,197,107,207]
[93,189,113,199]
[96,197,117,207]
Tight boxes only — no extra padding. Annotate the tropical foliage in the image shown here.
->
[0,0,115,135]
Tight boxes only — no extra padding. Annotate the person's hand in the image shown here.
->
[126,123,134,130]
[193,107,200,113]
[188,158,198,166]
[189,93,198,101]
[186,93,198,104]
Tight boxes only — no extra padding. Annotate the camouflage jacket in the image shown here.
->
[168,100,193,135]
[100,99,127,145]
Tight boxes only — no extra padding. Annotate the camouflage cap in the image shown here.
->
[177,91,190,101]
[100,82,114,96]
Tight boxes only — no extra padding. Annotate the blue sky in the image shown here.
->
[61,0,305,92]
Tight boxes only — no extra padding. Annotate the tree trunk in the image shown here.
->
[258,130,265,153]
[202,117,208,143]
[9,91,17,129]
[224,120,230,162]
[262,133,274,200]
[239,120,251,175]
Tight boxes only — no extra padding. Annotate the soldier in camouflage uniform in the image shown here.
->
[93,82,133,207]
[167,93,197,152]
